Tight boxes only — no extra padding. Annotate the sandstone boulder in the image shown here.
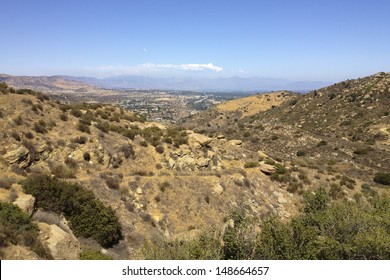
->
[228,140,242,146]
[38,222,81,260]
[212,184,224,195]
[259,162,276,175]
[188,133,212,148]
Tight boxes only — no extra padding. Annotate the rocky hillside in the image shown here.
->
[182,72,390,213]
[0,83,299,260]
[1,72,389,260]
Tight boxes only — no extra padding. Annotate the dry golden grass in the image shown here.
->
[216,91,295,117]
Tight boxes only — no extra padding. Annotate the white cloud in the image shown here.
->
[180,63,223,72]
[94,63,223,76]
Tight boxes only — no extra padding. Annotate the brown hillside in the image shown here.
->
[0,84,299,259]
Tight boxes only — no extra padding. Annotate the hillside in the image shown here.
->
[216,91,296,117]
[1,74,389,260]
[182,72,390,213]
[0,83,299,260]
[0,74,99,93]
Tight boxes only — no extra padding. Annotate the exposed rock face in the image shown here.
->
[259,162,277,175]
[188,133,212,148]
[195,157,210,168]
[38,222,81,260]
[3,145,29,166]
[13,193,35,215]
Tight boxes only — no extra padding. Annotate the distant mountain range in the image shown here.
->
[63,75,330,91]
[1,73,330,92]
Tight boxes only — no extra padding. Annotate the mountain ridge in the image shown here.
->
[0,73,329,92]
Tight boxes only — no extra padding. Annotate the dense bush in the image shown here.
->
[120,144,135,159]
[256,191,390,259]
[141,189,390,260]
[0,201,47,257]
[77,121,91,134]
[22,175,122,247]
[70,109,82,118]
[374,173,390,186]
[317,140,327,147]
[33,122,48,134]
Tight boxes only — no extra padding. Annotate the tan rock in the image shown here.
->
[259,162,276,175]
[3,145,29,165]
[13,193,35,215]
[216,134,225,139]
[212,184,224,195]
[38,222,81,260]
[195,157,210,168]
[228,139,242,146]
[257,151,269,159]
[273,191,288,204]
[188,133,212,147]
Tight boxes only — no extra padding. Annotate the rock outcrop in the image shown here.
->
[3,145,29,167]
[188,133,212,148]
[259,162,276,175]
[38,222,81,260]
[13,193,35,215]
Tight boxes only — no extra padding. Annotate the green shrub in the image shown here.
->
[24,131,34,139]
[296,150,306,157]
[274,163,287,174]
[353,147,369,155]
[244,161,258,168]
[255,190,390,260]
[120,144,135,159]
[22,175,122,247]
[49,163,75,179]
[317,140,327,147]
[59,113,68,121]
[70,109,82,118]
[374,173,390,186]
[95,121,110,133]
[79,251,112,260]
[155,145,164,154]
[0,201,44,255]
[33,122,47,134]
[72,135,88,144]
[77,121,91,134]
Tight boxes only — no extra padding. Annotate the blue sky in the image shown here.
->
[0,0,389,82]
